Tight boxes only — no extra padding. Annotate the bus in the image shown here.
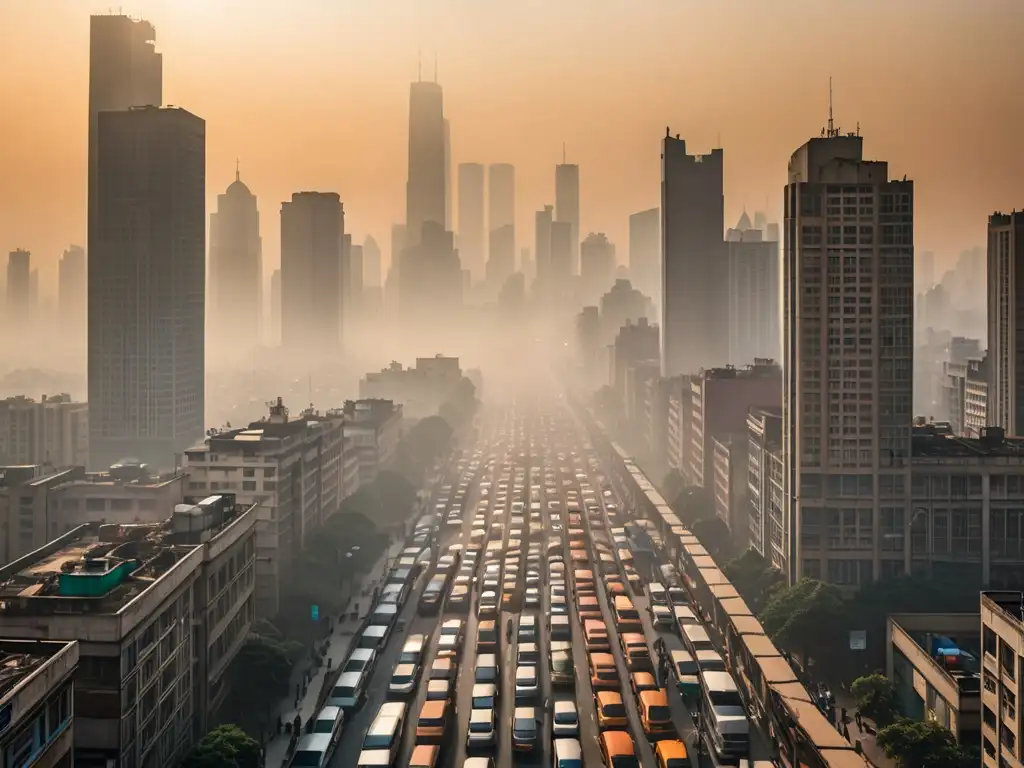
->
[699,670,750,761]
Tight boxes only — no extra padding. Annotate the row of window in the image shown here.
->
[3,683,72,768]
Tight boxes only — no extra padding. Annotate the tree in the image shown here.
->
[183,725,261,768]
[876,719,973,768]
[661,470,686,505]
[406,415,454,467]
[373,469,417,524]
[669,485,714,527]
[723,549,785,612]
[227,636,300,716]
[851,673,900,726]
[692,517,734,559]
[761,578,845,664]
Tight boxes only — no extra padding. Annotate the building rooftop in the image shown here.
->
[0,639,77,701]
[0,495,252,617]
[700,359,780,379]
[912,425,1024,459]
[188,398,342,454]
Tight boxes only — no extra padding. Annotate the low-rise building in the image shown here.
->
[184,398,344,618]
[944,356,989,437]
[0,494,257,768]
[711,435,749,549]
[666,376,692,478]
[981,591,1024,767]
[0,394,88,469]
[0,638,78,768]
[886,612,980,746]
[0,463,186,563]
[746,406,785,571]
[341,399,403,487]
[359,355,462,420]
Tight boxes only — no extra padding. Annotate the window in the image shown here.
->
[984,626,997,658]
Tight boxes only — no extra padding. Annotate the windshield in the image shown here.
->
[291,751,323,766]
[364,734,395,749]
[344,660,366,673]
[513,719,535,733]
[470,719,492,732]
[552,653,572,671]
[391,674,412,684]
[334,685,355,697]
[649,705,671,721]
[603,703,626,717]
[619,609,640,619]
[710,690,744,708]
[476,668,497,681]
[611,757,639,768]
[400,652,419,663]
[472,695,495,709]
[554,709,577,724]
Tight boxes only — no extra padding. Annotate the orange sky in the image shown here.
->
[1,0,1022,297]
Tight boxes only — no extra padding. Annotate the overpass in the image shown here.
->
[580,407,873,768]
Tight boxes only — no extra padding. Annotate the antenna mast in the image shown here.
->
[827,77,836,137]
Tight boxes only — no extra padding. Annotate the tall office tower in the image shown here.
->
[917,250,935,293]
[580,232,616,305]
[269,268,281,345]
[89,106,206,469]
[59,245,86,334]
[385,223,407,317]
[555,161,580,273]
[726,216,780,364]
[987,211,1024,435]
[347,240,364,331]
[487,164,515,288]
[457,163,486,283]
[362,235,382,288]
[629,208,660,306]
[444,119,452,231]
[520,247,534,284]
[399,221,463,324]
[280,192,344,351]
[28,270,39,319]
[6,249,31,323]
[549,220,574,298]
[88,15,162,238]
[535,205,554,292]
[406,79,446,246]
[209,166,262,355]
[660,131,726,376]
[783,131,914,586]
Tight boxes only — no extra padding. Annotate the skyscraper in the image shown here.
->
[660,131,725,376]
[457,163,486,283]
[6,249,31,324]
[580,232,616,305]
[987,211,1024,435]
[555,161,580,273]
[406,80,446,247]
[444,119,452,232]
[362,235,382,288]
[550,220,573,298]
[59,245,86,335]
[209,166,262,354]
[269,268,281,345]
[726,214,780,365]
[629,208,660,305]
[88,106,206,469]
[487,164,515,288]
[783,132,913,586]
[399,221,463,324]
[280,192,344,350]
[88,15,162,238]
[535,205,554,292]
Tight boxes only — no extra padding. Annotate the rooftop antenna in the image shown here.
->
[827,76,836,137]
[235,158,240,182]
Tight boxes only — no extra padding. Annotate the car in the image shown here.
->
[517,616,537,643]
[478,591,498,617]
[550,596,569,615]
[552,700,580,737]
[388,663,419,696]
[524,587,540,607]
[475,654,499,683]
[467,708,497,749]
[426,678,453,700]
[471,683,498,710]
[512,706,538,751]
[515,665,538,700]
[344,648,377,675]
[517,643,540,666]
[650,604,674,630]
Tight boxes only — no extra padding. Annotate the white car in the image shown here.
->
[552,700,580,737]
[388,663,418,696]
[515,665,538,700]
[467,708,497,748]
[524,587,540,607]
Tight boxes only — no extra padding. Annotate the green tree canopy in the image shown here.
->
[851,673,900,727]
[228,636,300,716]
[405,415,454,467]
[723,548,785,612]
[692,516,734,559]
[761,578,845,663]
[877,719,973,768]
[669,485,714,526]
[661,470,686,505]
[182,725,261,768]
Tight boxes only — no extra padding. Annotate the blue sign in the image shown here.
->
[311,604,320,621]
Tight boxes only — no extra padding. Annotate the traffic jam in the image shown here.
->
[293,407,761,768]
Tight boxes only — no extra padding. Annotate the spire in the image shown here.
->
[827,76,837,137]
[235,158,240,183]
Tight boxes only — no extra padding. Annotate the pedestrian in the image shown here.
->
[855,709,863,729]
[842,721,851,741]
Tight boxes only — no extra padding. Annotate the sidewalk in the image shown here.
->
[832,684,897,768]
[264,538,405,768]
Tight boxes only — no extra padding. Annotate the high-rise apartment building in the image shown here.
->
[535,205,554,293]
[555,162,580,273]
[406,80,446,246]
[88,14,162,238]
[362,235,382,288]
[0,394,88,468]
[280,192,344,350]
[629,208,660,307]
[661,131,726,377]
[457,162,485,283]
[209,168,262,355]
[782,131,914,586]
[58,245,86,336]
[89,107,206,470]
[987,211,1024,435]
[580,232,616,305]
[487,164,515,288]
[6,249,31,324]
[726,215,781,365]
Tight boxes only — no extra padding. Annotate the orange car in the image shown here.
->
[590,652,618,689]
[596,690,628,729]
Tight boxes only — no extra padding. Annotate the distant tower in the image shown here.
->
[555,159,580,274]
[269,268,281,345]
[88,106,206,469]
[280,192,344,351]
[59,245,87,335]
[6,249,31,326]
[362,235,382,288]
[444,119,452,232]
[534,205,554,293]
[660,133,725,376]
[628,208,660,309]
[457,163,486,283]
[406,80,446,246]
[487,164,515,288]
[988,211,1024,435]
[580,233,616,305]
[209,165,262,356]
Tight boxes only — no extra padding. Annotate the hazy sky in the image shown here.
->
[1,0,1022,296]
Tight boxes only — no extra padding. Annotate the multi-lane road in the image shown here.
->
[325,406,774,768]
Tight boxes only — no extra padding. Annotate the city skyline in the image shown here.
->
[2,1,1022,296]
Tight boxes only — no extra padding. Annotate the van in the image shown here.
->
[553,738,583,768]
[694,649,727,672]
[639,688,674,738]
[312,705,344,735]
[415,699,449,743]
[654,740,690,768]
[550,615,571,641]
[584,620,610,652]
[577,595,601,621]
[619,633,651,671]
[477,620,498,653]
[595,690,627,729]
[355,749,391,766]
[700,670,750,760]
[358,625,389,650]
[409,744,441,768]
[291,733,334,767]
[589,652,618,689]
[670,649,701,700]
[613,596,642,633]
[401,635,427,665]
[600,731,639,768]
[682,624,715,654]
[328,670,367,711]
[550,641,574,687]
[646,583,668,606]
[362,703,406,763]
